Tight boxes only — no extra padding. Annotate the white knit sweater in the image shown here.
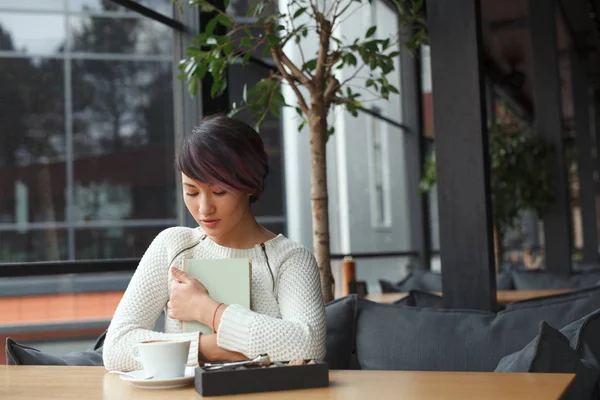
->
[103,227,326,372]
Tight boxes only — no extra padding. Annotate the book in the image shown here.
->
[180,258,252,334]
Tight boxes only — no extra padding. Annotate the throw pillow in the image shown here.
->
[6,337,104,366]
[325,295,358,369]
[495,321,599,400]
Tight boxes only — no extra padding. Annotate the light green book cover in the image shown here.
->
[181,258,252,334]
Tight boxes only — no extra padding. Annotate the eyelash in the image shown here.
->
[185,191,226,197]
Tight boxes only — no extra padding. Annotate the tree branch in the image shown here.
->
[265,23,311,87]
[331,96,354,105]
[279,52,312,86]
[286,2,308,73]
[324,76,340,106]
[337,62,367,89]
[312,5,333,84]
[271,47,310,114]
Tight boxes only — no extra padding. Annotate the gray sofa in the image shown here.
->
[325,287,600,371]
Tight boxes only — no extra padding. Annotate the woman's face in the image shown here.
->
[181,173,251,239]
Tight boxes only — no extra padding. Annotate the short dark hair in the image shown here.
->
[175,115,269,203]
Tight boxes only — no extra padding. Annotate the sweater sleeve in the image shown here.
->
[215,247,326,361]
[102,228,200,372]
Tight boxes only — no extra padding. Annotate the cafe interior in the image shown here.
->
[2,0,600,398]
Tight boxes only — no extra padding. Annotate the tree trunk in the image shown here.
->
[308,105,335,303]
[493,225,503,274]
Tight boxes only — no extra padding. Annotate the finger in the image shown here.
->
[170,266,190,283]
[170,278,179,290]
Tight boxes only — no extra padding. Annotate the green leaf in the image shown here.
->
[242,83,248,102]
[293,7,307,19]
[326,126,335,142]
[270,102,281,117]
[240,37,251,47]
[199,2,216,12]
[387,84,399,94]
[215,13,233,28]
[242,51,252,65]
[366,26,377,38]
[303,59,317,71]
[344,53,357,66]
[298,120,306,132]
[266,34,280,45]
[188,78,198,97]
[205,18,218,35]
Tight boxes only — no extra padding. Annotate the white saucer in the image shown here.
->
[119,367,195,389]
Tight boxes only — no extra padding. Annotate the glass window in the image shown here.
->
[0,57,66,224]
[71,59,176,221]
[0,13,66,54]
[75,226,167,259]
[69,0,173,17]
[0,1,64,11]
[228,63,285,218]
[0,229,69,262]
[367,108,391,228]
[227,0,277,17]
[0,10,176,262]
[258,222,285,236]
[69,16,172,55]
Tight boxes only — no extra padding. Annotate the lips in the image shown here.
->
[201,219,220,228]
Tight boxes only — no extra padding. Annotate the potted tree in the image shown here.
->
[176,0,427,301]
[419,109,554,271]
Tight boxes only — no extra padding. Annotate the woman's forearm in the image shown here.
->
[199,333,248,362]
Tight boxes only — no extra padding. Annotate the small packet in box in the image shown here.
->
[194,359,329,396]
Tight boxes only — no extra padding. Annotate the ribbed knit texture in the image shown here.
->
[103,227,326,372]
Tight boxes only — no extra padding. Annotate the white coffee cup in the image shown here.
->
[131,339,191,379]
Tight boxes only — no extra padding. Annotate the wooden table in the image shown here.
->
[366,289,574,305]
[0,366,574,399]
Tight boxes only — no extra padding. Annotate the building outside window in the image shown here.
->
[0,0,176,262]
[0,0,286,263]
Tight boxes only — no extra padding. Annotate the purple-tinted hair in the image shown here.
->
[175,115,269,203]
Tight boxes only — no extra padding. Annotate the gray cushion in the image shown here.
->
[560,309,600,367]
[381,270,513,292]
[355,286,600,371]
[495,272,514,290]
[6,331,106,366]
[379,269,443,293]
[392,293,414,306]
[507,286,600,310]
[495,321,600,400]
[512,270,600,290]
[408,290,444,308]
[500,261,527,273]
[573,263,600,273]
[325,295,358,369]
[379,279,407,293]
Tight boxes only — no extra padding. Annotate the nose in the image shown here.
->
[198,194,215,216]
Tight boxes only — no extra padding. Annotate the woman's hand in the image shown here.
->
[168,266,214,323]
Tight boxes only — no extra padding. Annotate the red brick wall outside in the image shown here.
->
[0,291,123,364]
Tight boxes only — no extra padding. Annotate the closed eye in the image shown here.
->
[185,192,199,197]
[213,191,226,196]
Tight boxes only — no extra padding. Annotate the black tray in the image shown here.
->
[194,361,329,396]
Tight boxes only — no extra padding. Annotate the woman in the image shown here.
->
[103,115,326,372]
